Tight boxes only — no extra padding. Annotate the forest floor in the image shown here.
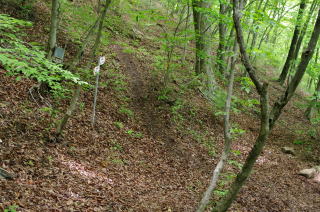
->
[1,2,320,212]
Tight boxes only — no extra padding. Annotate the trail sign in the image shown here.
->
[93,66,100,75]
[99,56,106,65]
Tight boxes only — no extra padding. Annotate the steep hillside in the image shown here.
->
[1,1,320,211]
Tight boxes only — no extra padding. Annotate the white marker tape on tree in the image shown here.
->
[99,56,106,65]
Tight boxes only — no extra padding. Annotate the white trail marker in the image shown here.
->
[92,56,106,127]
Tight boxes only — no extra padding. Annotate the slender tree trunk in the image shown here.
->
[305,46,320,119]
[305,77,320,120]
[217,0,227,74]
[182,1,191,61]
[197,37,238,212]
[278,0,306,85]
[248,0,264,58]
[192,0,204,75]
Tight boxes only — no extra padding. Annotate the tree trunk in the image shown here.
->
[217,0,227,74]
[192,0,204,75]
[212,2,320,211]
[192,0,216,97]
[278,0,306,85]
[305,47,320,120]
[196,37,238,212]
[305,77,320,120]
[47,0,60,59]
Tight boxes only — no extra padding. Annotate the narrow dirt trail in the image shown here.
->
[110,44,175,143]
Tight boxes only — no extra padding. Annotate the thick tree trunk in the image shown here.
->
[192,0,216,97]
[192,0,204,75]
[278,0,306,85]
[47,0,60,59]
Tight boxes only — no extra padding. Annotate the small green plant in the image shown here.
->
[214,189,228,197]
[111,141,123,151]
[24,160,34,166]
[126,129,143,138]
[228,160,243,169]
[237,77,254,93]
[157,87,172,101]
[307,128,317,137]
[293,140,304,145]
[47,156,53,163]
[40,106,59,118]
[230,126,246,138]
[111,158,125,165]
[231,149,242,156]
[119,106,134,118]
[4,205,18,212]
[126,129,134,135]
[114,121,124,129]
[122,47,136,54]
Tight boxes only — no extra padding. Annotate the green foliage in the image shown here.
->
[237,77,254,94]
[293,140,304,145]
[60,0,97,42]
[231,149,242,156]
[234,97,260,109]
[227,159,243,169]
[230,126,246,138]
[1,0,35,19]
[40,106,59,118]
[119,106,134,118]
[214,189,228,197]
[212,89,227,116]
[0,14,87,97]
[4,205,18,212]
[114,121,124,129]
[126,129,143,138]
[110,141,123,151]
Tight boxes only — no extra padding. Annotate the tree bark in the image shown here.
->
[217,0,227,74]
[192,0,204,75]
[47,0,60,59]
[278,0,306,85]
[192,0,216,98]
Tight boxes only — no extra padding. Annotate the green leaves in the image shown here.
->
[0,14,88,96]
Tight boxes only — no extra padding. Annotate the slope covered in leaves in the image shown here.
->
[1,1,320,211]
